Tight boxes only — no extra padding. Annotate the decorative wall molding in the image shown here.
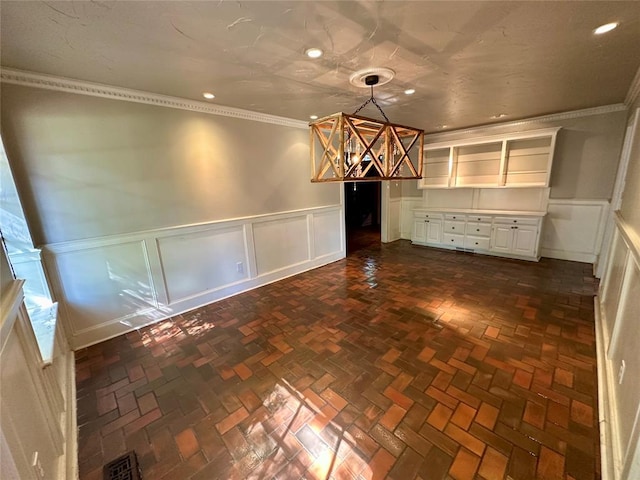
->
[0,68,308,130]
[400,197,425,240]
[1,289,72,479]
[595,295,617,480]
[625,65,640,107]
[540,199,609,263]
[615,211,640,270]
[43,204,345,349]
[424,104,627,141]
[596,214,640,480]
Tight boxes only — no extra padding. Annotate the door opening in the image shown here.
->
[345,182,381,255]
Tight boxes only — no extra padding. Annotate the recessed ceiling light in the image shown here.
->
[404,88,416,95]
[203,92,215,99]
[491,113,507,119]
[305,47,323,59]
[594,22,619,35]
[310,115,318,120]
[437,124,448,129]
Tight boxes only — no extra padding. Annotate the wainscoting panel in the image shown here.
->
[158,226,247,304]
[601,230,629,342]
[596,212,640,480]
[541,199,609,263]
[1,280,75,479]
[400,198,425,239]
[253,215,310,277]
[312,209,343,258]
[49,240,156,334]
[43,205,344,349]
[386,198,402,242]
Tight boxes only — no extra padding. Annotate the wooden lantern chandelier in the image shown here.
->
[310,74,424,182]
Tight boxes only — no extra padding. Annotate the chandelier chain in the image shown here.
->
[352,85,390,123]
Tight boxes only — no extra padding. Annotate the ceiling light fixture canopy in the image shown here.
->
[310,71,423,183]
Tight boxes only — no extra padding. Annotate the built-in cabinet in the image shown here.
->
[420,127,560,189]
[412,212,443,244]
[412,209,544,261]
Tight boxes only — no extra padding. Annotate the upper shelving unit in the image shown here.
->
[419,127,560,189]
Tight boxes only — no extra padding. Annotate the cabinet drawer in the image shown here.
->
[444,213,464,221]
[415,212,443,220]
[465,236,490,250]
[493,216,540,226]
[467,215,492,223]
[443,233,465,247]
[465,222,491,237]
[444,221,465,234]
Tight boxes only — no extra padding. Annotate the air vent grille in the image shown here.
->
[103,451,141,480]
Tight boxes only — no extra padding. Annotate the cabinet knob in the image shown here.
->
[453,216,456,219]
[426,220,429,223]
[476,229,480,232]
[513,220,517,223]
[477,218,481,221]
[514,226,518,229]
[451,239,454,242]
[452,227,455,230]
[475,242,479,245]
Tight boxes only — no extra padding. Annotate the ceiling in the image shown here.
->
[1,1,639,132]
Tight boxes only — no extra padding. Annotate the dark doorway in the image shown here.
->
[345,182,381,254]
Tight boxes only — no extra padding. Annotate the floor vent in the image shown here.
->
[103,451,141,480]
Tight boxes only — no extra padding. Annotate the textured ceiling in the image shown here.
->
[1,1,639,132]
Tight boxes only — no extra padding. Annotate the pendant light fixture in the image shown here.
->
[310,69,423,182]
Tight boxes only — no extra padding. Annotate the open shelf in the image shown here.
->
[419,127,560,189]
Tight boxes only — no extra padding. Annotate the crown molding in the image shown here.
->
[424,103,628,141]
[625,65,640,107]
[0,68,308,129]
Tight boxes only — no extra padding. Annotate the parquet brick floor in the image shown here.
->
[76,241,600,480]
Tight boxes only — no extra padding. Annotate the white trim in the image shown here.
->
[424,127,561,149]
[613,109,640,212]
[615,211,640,271]
[70,250,344,350]
[42,204,345,349]
[539,248,598,264]
[0,68,308,130]
[597,108,640,278]
[625,65,640,107]
[42,204,342,253]
[595,295,618,480]
[64,348,78,480]
[424,104,627,140]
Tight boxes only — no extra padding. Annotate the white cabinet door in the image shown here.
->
[490,225,513,253]
[512,225,537,256]
[413,219,427,243]
[426,220,443,244]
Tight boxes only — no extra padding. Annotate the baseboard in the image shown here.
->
[540,247,596,263]
[63,348,78,479]
[70,251,344,349]
[594,295,619,480]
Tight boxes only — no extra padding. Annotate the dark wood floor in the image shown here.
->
[76,241,600,480]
